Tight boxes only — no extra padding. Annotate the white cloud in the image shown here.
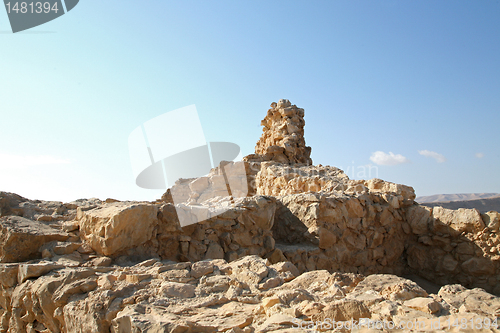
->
[0,153,71,169]
[418,150,446,163]
[369,151,410,166]
[475,152,484,159]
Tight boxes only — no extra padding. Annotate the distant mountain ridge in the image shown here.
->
[417,193,500,214]
[416,193,500,203]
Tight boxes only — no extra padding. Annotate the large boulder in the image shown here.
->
[431,207,485,235]
[0,216,69,263]
[438,284,500,317]
[78,202,158,256]
[364,178,416,205]
[405,204,432,235]
[0,192,28,217]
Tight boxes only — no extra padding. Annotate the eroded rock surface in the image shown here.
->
[0,255,499,332]
[0,216,69,263]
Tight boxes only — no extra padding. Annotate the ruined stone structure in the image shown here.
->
[244,99,312,165]
[0,100,499,332]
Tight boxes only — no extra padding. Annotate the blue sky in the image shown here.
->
[1,0,499,202]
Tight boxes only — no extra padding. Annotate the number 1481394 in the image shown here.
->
[5,2,59,14]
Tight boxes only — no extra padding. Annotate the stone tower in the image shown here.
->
[244,99,312,165]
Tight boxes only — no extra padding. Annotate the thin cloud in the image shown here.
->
[475,152,484,159]
[369,151,410,166]
[418,150,446,163]
[0,153,71,169]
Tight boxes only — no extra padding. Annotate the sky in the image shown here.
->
[1,0,499,202]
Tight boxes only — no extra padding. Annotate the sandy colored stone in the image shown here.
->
[244,100,312,165]
[432,206,485,235]
[406,204,432,235]
[0,216,69,263]
[404,297,441,314]
[310,298,371,322]
[161,281,196,298]
[126,274,151,284]
[191,260,215,278]
[78,202,158,256]
[262,296,281,309]
[482,211,500,232]
[230,255,269,285]
[438,284,500,317]
[271,261,300,281]
[18,262,64,283]
[354,274,428,301]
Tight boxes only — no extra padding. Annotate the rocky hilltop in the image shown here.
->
[0,99,499,332]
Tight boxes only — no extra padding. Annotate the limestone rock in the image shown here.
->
[404,297,441,314]
[78,202,158,256]
[0,191,28,217]
[271,261,300,282]
[280,270,331,291]
[255,163,349,196]
[18,262,64,283]
[482,210,500,232]
[364,178,416,204]
[0,191,85,222]
[0,216,69,263]
[274,191,409,275]
[160,281,196,298]
[461,257,496,276]
[0,263,18,288]
[157,195,277,263]
[353,274,428,301]
[0,253,498,333]
[432,206,485,235]
[406,204,432,235]
[310,298,371,322]
[230,255,269,285]
[168,161,250,209]
[438,284,500,317]
[190,260,215,278]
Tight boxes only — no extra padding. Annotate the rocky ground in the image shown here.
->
[0,100,499,332]
[2,250,500,332]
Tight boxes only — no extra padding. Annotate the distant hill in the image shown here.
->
[416,193,500,203]
[417,193,500,214]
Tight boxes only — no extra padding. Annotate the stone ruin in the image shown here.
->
[244,99,312,165]
[0,99,499,332]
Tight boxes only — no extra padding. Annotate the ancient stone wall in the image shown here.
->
[157,156,500,295]
[75,196,278,263]
[271,190,413,277]
[405,205,500,294]
[156,196,277,263]
[269,185,500,295]
[255,162,349,196]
